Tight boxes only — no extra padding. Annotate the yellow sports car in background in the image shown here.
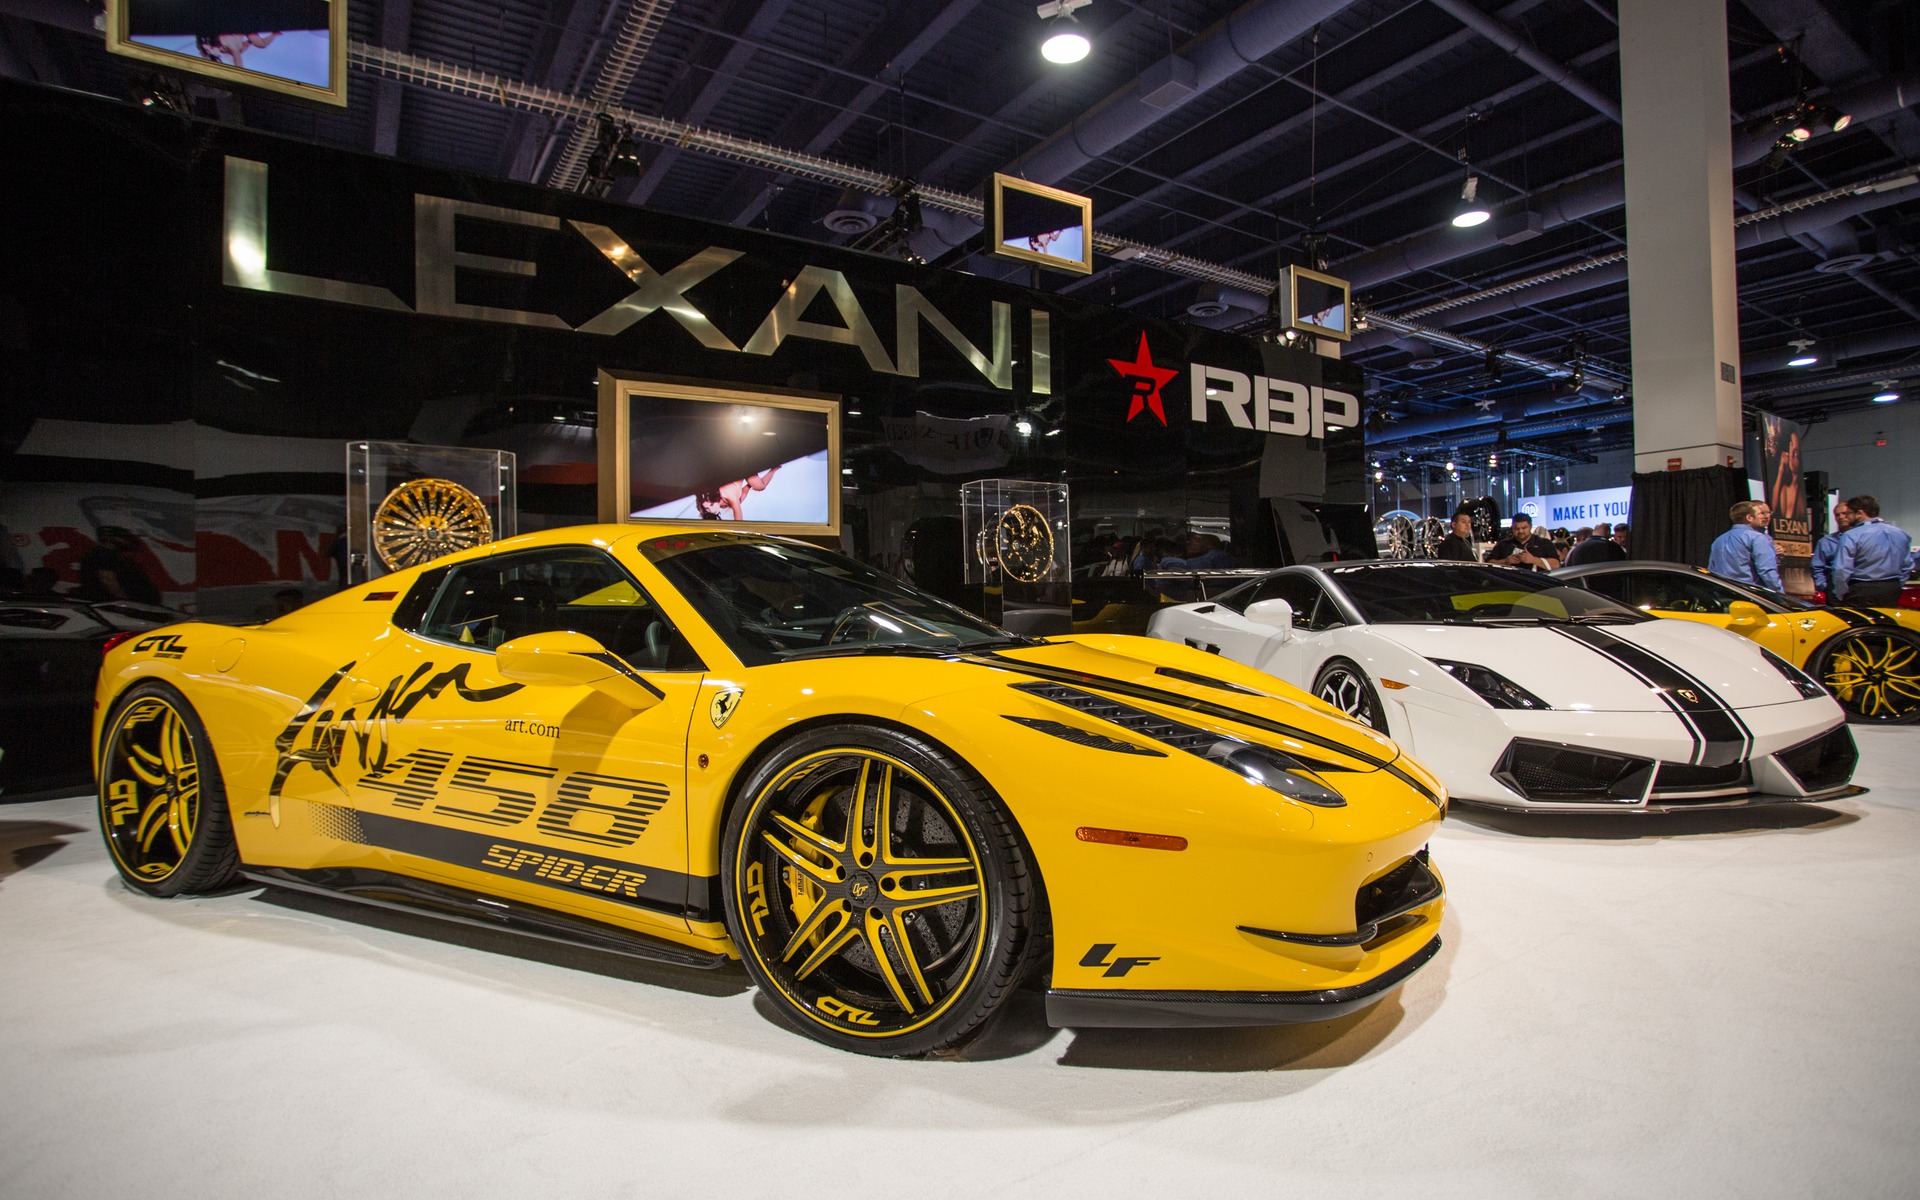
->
[95,526,1446,1057]
[1557,561,1920,724]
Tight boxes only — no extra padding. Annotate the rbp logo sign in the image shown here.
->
[1191,365,1359,440]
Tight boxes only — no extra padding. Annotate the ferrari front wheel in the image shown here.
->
[1314,658,1386,730]
[722,725,1037,1057]
[97,683,239,896]
[1811,628,1920,724]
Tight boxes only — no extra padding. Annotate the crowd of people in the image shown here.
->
[1709,495,1913,606]
[1435,509,1629,572]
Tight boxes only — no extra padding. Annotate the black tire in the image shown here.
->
[720,724,1037,1057]
[1312,657,1388,730]
[97,682,240,896]
[1809,628,1920,725]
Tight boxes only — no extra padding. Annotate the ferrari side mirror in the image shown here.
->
[1245,598,1295,637]
[495,630,663,712]
[1726,600,1768,635]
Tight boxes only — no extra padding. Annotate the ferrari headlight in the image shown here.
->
[1205,740,1346,808]
[1759,647,1828,699]
[1428,659,1551,710]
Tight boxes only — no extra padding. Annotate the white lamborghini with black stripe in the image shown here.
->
[1146,561,1862,812]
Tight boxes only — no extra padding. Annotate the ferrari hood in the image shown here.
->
[1367,618,1805,712]
[970,635,1407,775]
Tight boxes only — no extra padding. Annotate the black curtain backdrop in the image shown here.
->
[1629,466,1747,566]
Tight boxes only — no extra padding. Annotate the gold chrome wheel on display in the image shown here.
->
[372,478,493,569]
[992,504,1055,583]
[1815,629,1920,724]
[98,685,238,895]
[723,728,1034,1056]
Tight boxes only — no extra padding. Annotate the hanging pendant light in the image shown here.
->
[1453,173,1491,228]
[1038,0,1093,64]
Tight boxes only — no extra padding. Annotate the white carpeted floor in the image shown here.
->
[4,729,1918,1198]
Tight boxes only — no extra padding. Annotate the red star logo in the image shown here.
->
[1108,332,1180,425]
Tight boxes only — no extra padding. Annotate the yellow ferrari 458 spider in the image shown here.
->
[95,526,1445,1056]
[1557,561,1920,724]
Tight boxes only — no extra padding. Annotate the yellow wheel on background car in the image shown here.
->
[1811,628,1920,724]
[98,684,239,896]
[721,726,1038,1057]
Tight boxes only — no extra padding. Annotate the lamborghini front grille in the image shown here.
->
[1775,725,1859,793]
[1493,739,1654,803]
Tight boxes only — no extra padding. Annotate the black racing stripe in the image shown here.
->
[314,804,711,919]
[1550,626,1752,767]
[1828,607,1900,628]
[972,653,1444,807]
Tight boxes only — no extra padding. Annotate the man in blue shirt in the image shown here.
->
[1810,499,1859,595]
[1831,494,1913,608]
[1707,500,1781,590]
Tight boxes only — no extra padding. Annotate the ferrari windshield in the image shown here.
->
[636,531,1025,665]
[1324,563,1646,625]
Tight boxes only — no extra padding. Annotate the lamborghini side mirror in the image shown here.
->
[495,631,662,711]
[1726,600,1768,634]
[1245,598,1295,637]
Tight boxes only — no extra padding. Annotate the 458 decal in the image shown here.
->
[359,749,670,849]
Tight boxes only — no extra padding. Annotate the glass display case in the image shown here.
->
[346,441,517,585]
[959,478,1071,636]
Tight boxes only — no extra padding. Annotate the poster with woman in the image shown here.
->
[1759,411,1812,560]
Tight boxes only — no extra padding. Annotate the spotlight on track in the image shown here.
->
[1038,0,1092,64]
[1452,174,1491,228]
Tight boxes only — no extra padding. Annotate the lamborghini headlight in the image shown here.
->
[1204,740,1346,807]
[1428,659,1551,710]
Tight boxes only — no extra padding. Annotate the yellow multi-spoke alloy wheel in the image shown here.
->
[98,685,238,896]
[723,727,1034,1056]
[1815,628,1920,724]
[372,477,494,570]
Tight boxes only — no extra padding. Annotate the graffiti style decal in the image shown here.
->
[269,661,523,799]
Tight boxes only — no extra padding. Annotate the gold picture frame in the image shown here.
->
[1284,265,1353,343]
[597,372,842,538]
[986,174,1095,276]
[105,0,350,108]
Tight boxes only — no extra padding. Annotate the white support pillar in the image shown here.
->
[1619,0,1744,473]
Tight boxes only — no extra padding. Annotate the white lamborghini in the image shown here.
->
[1146,561,1862,812]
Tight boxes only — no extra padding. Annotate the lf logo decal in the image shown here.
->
[1080,943,1161,977]
[709,688,743,729]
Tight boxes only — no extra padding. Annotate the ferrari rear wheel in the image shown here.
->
[1314,658,1387,730]
[97,683,239,896]
[1811,628,1920,724]
[722,725,1036,1057]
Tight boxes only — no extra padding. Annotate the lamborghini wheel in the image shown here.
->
[97,683,239,896]
[721,725,1036,1057]
[1811,628,1920,724]
[1314,658,1387,730]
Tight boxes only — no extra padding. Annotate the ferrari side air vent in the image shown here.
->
[1014,681,1219,754]
[1775,725,1859,793]
[1001,715,1166,756]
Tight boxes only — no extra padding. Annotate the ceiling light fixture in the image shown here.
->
[1452,173,1491,228]
[1871,382,1900,403]
[1787,336,1818,367]
[1038,0,1092,64]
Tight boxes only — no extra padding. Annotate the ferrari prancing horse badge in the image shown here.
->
[709,688,743,729]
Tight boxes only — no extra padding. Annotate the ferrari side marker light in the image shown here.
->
[1076,826,1188,851]
[1381,679,1410,689]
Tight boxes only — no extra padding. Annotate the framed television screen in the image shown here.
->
[985,174,1094,276]
[1283,265,1352,342]
[105,0,349,107]
[598,374,841,538]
